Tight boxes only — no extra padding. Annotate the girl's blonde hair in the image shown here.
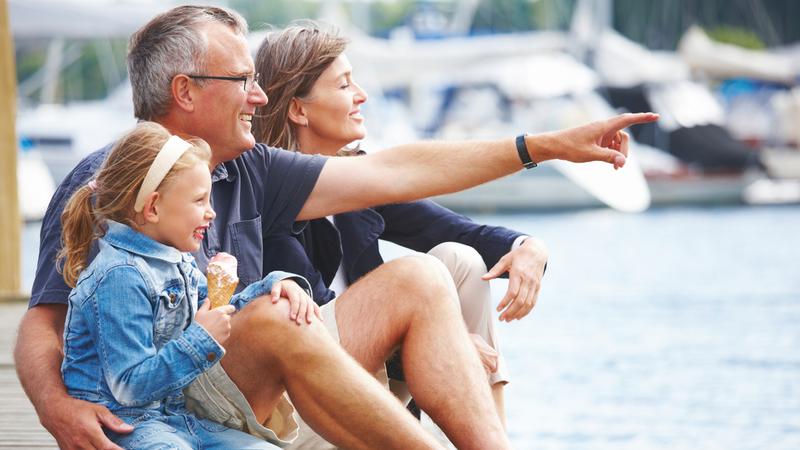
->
[58,122,211,287]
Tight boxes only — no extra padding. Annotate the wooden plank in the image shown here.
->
[0,304,57,449]
[0,0,22,300]
[0,366,56,449]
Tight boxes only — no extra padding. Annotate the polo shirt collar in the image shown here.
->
[103,221,186,264]
[211,162,237,183]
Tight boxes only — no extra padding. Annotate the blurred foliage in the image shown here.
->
[229,0,319,30]
[472,0,576,33]
[359,0,576,36]
[614,0,800,50]
[706,26,766,50]
[366,0,415,35]
[15,0,799,104]
[16,39,127,104]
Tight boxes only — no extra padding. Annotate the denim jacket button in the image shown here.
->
[206,352,217,362]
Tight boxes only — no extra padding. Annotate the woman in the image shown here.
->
[253,22,549,428]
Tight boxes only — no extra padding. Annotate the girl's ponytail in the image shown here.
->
[58,184,99,288]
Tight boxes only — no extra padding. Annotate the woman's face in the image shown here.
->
[296,54,368,155]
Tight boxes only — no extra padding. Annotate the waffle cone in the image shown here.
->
[207,271,238,309]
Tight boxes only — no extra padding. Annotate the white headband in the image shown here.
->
[133,135,193,212]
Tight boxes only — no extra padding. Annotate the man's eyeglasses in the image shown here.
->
[187,73,260,92]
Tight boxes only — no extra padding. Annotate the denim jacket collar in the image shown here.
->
[103,221,187,264]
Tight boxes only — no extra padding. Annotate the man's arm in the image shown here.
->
[297,112,657,220]
[15,304,132,450]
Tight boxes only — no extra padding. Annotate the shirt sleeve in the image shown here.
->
[377,200,525,276]
[259,146,327,236]
[87,265,223,407]
[229,270,313,311]
[29,148,110,308]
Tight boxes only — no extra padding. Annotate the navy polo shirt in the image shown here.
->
[29,143,326,308]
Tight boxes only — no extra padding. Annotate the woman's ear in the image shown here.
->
[172,74,195,113]
[140,192,161,224]
[288,97,308,127]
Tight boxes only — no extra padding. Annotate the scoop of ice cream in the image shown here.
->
[206,252,239,309]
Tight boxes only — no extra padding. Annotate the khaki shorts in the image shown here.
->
[184,299,387,450]
[184,362,299,447]
[183,300,342,449]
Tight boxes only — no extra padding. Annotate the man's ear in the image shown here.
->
[140,192,161,224]
[288,97,308,127]
[172,74,195,113]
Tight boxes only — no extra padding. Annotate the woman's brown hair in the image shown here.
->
[252,21,348,151]
[58,122,211,287]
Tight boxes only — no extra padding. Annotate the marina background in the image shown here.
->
[5,0,800,448]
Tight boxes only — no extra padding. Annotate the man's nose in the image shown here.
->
[249,81,268,107]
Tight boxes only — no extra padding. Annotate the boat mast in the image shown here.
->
[0,0,22,301]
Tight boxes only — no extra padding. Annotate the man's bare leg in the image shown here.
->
[335,255,511,450]
[220,296,441,450]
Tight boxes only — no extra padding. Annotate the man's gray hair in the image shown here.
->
[128,5,248,120]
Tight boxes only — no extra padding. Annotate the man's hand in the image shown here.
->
[270,279,322,325]
[537,112,659,168]
[16,305,132,449]
[482,237,548,322]
[41,395,132,450]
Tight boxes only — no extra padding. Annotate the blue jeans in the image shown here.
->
[107,413,279,450]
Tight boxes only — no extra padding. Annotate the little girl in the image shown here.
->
[58,122,311,449]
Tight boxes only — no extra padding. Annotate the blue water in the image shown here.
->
[380,205,800,449]
[23,205,800,449]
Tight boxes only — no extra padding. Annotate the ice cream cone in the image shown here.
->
[206,253,239,309]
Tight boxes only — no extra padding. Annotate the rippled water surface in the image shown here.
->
[412,206,799,450]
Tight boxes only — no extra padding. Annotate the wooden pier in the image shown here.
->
[0,302,57,449]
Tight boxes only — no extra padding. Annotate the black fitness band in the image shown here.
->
[516,133,537,169]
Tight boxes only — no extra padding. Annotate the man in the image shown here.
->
[15,5,657,450]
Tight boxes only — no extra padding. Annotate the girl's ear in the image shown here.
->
[288,97,308,127]
[140,192,161,224]
[172,74,195,113]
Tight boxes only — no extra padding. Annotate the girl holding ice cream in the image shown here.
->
[58,121,316,449]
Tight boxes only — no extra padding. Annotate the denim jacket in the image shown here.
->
[62,221,310,418]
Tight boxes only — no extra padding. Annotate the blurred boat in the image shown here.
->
[333,0,800,212]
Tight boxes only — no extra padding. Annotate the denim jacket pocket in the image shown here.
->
[153,282,187,349]
[229,215,263,286]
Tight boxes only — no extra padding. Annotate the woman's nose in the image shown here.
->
[354,82,368,104]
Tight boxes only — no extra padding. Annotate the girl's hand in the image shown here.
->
[195,301,236,345]
[271,279,322,325]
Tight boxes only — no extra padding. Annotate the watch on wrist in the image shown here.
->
[516,133,537,169]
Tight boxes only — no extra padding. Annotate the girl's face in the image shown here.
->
[295,54,368,155]
[149,161,215,253]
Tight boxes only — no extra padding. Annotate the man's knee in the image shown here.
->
[428,242,487,283]
[390,254,461,314]
[235,296,331,347]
